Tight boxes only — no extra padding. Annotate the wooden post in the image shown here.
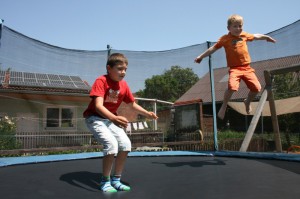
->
[239,64,300,152]
[240,89,268,152]
[199,101,204,132]
[264,71,282,152]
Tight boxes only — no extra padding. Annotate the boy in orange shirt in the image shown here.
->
[194,14,276,119]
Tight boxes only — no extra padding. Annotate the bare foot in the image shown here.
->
[217,107,226,120]
[244,99,252,114]
[197,130,204,143]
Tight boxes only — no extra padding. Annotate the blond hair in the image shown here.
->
[227,14,243,27]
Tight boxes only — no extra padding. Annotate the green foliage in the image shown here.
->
[273,72,300,99]
[0,116,19,150]
[217,130,247,141]
[139,65,199,102]
[218,130,300,150]
[272,72,300,145]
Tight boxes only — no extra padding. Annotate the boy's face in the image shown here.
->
[107,63,127,82]
[228,21,243,37]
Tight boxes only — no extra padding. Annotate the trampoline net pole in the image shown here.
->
[207,41,218,151]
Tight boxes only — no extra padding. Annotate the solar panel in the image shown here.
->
[7,71,90,90]
[24,72,36,79]
[73,81,90,89]
[36,73,49,80]
[10,71,23,82]
[0,70,6,84]
[37,79,50,86]
[48,74,61,81]
[59,75,72,81]
[61,81,76,87]
[23,72,38,86]
[50,80,63,87]
[70,76,82,82]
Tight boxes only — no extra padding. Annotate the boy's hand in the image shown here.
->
[254,34,276,43]
[147,112,158,120]
[194,56,202,63]
[112,115,129,128]
[267,37,276,43]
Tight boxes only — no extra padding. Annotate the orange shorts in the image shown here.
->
[228,64,261,92]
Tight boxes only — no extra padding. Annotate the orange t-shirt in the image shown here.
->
[214,31,254,67]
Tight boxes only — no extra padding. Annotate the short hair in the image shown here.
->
[106,53,128,67]
[227,14,243,27]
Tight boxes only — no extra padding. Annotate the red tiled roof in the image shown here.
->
[176,54,300,104]
[174,99,202,106]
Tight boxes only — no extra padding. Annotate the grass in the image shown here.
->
[218,130,300,150]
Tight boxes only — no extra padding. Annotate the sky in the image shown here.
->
[1,0,300,52]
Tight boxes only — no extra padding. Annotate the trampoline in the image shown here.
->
[0,151,299,199]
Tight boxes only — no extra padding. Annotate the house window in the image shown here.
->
[45,107,76,130]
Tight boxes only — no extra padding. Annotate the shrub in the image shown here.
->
[0,116,19,149]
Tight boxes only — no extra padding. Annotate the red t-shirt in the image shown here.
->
[83,75,135,118]
[214,31,254,67]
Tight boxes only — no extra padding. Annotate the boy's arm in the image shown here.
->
[194,46,218,63]
[129,101,158,120]
[95,96,129,128]
[253,34,276,43]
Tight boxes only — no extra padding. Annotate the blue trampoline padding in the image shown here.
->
[0,151,213,167]
[215,151,300,162]
[1,151,299,167]
[0,152,103,167]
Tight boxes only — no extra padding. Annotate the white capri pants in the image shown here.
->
[85,116,131,156]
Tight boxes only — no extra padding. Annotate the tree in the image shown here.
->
[273,71,300,99]
[138,66,199,102]
[273,71,300,147]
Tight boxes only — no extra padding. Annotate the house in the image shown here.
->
[0,70,167,148]
[175,54,300,133]
[0,70,92,133]
[0,69,195,144]
[0,70,154,132]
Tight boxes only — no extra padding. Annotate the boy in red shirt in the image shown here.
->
[194,14,276,119]
[84,53,158,192]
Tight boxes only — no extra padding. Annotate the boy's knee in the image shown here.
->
[119,137,132,152]
[248,81,261,92]
[257,85,262,92]
[228,89,237,93]
[228,84,239,91]
[250,87,261,93]
[105,139,119,155]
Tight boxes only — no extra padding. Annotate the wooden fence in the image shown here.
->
[0,131,275,155]
[14,131,164,149]
[168,139,273,152]
[128,132,164,144]
[15,132,93,149]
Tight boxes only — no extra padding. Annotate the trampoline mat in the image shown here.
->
[0,156,299,199]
